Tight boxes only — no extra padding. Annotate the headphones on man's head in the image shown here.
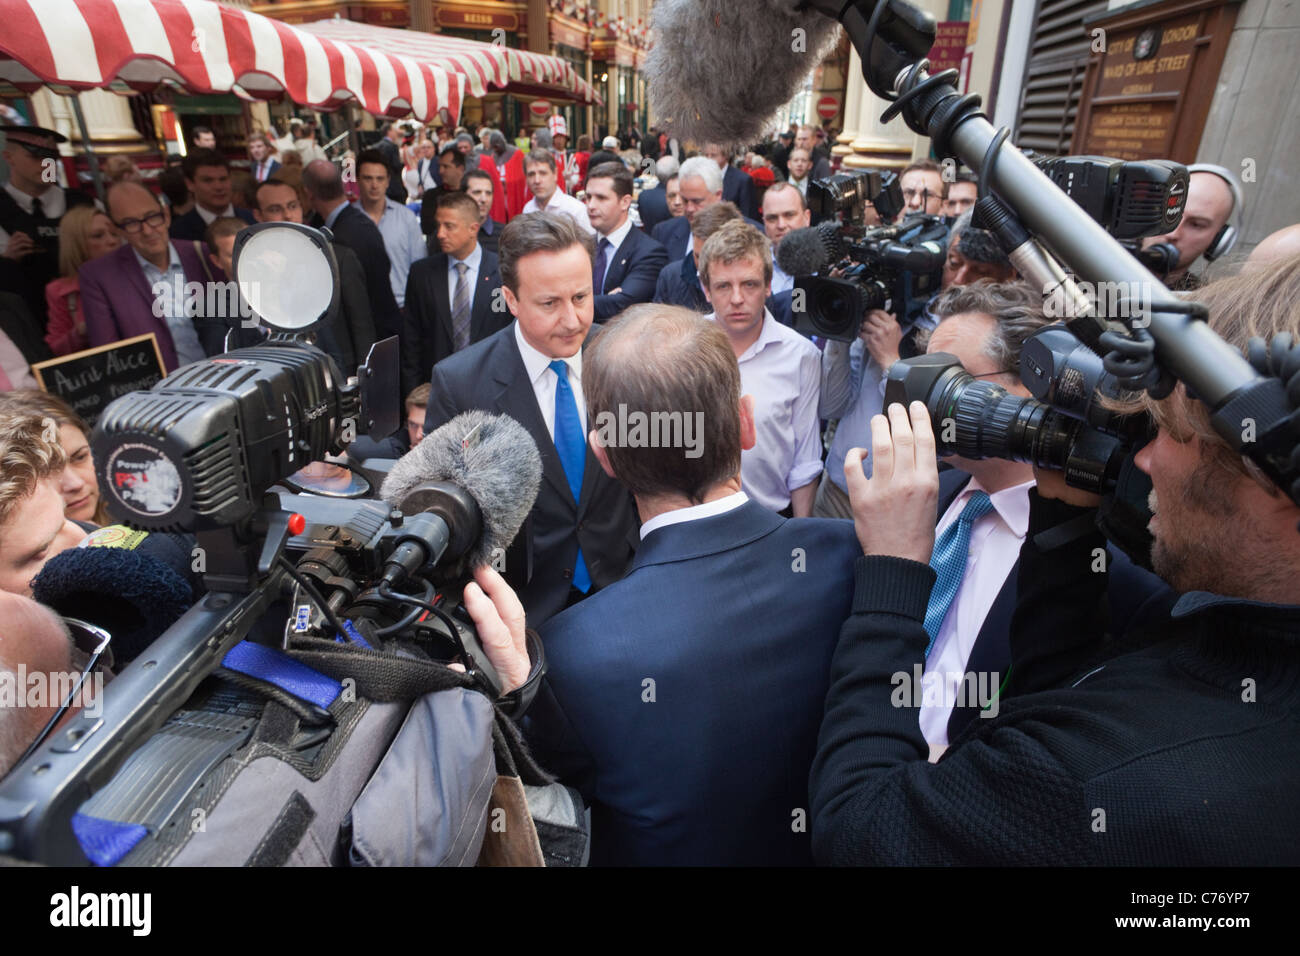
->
[1186,163,1243,262]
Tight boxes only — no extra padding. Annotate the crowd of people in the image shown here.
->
[3,102,1300,867]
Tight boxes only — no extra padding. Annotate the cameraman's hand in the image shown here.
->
[1032,465,1102,509]
[844,401,939,563]
[461,565,531,694]
[859,309,903,369]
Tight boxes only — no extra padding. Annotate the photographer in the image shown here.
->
[809,254,1300,865]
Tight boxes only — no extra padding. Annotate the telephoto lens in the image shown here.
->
[885,353,1127,493]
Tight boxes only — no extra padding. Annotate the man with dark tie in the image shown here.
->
[584,162,668,323]
[401,191,505,397]
[424,213,638,624]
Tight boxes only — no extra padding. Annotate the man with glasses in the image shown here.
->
[253,178,375,375]
[81,182,247,371]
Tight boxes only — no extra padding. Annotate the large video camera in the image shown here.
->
[0,223,541,864]
[786,167,948,341]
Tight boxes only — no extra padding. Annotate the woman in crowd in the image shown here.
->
[44,206,122,357]
[0,390,109,525]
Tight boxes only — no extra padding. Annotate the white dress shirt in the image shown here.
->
[523,189,594,234]
[445,241,483,311]
[640,491,748,540]
[919,477,1033,749]
[594,217,633,291]
[770,262,794,295]
[706,309,823,512]
[195,203,236,226]
[789,176,809,197]
[513,321,586,439]
[253,159,276,182]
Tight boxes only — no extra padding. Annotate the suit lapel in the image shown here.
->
[470,252,500,340]
[493,331,573,508]
[604,230,635,292]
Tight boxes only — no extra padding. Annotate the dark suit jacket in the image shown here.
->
[527,502,862,865]
[253,159,282,182]
[401,246,504,397]
[80,240,258,371]
[635,185,670,233]
[419,184,464,239]
[722,163,758,220]
[477,219,500,256]
[935,469,1173,742]
[324,242,377,374]
[593,225,668,322]
[168,206,255,242]
[651,211,764,263]
[324,202,403,342]
[424,324,638,625]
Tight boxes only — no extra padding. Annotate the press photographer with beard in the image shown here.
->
[809,252,1300,865]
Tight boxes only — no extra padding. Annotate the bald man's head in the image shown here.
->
[302,159,344,201]
[0,592,74,777]
[1246,224,1300,271]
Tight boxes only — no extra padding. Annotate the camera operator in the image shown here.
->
[1139,166,1239,290]
[809,253,1300,864]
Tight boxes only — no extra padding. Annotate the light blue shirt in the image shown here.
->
[355,198,427,307]
[446,241,483,311]
[136,244,205,366]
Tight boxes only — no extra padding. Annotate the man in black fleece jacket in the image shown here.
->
[810,257,1300,865]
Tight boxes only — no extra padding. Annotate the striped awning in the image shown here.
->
[0,0,600,124]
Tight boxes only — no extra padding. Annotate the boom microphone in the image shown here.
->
[646,0,840,145]
[776,222,843,277]
[380,411,542,571]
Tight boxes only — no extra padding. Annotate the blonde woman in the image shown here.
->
[0,390,110,525]
[44,206,121,356]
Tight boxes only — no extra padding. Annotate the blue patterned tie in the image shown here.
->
[549,359,591,593]
[923,491,995,655]
[592,237,611,294]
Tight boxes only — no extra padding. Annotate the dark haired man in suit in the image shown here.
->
[584,162,667,322]
[424,212,637,625]
[401,190,505,396]
[169,149,255,242]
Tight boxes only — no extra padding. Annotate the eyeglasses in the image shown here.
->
[16,619,111,767]
[114,210,166,234]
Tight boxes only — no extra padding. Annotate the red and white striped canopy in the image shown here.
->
[0,0,600,124]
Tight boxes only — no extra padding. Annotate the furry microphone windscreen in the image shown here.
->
[380,410,543,571]
[645,0,841,146]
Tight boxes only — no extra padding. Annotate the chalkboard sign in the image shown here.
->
[31,334,166,426]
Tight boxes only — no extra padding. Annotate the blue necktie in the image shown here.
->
[592,237,611,294]
[923,491,995,655]
[549,359,591,593]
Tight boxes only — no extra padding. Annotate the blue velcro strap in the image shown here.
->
[72,812,148,867]
[221,641,341,709]
[340,619,372,649]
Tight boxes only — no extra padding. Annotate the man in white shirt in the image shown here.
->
[761,182,810,295]
[786,148,813,197]
[906,281,1052,758]
[522,150,592,233]
[699,220,821,516]
[355,148,427,308]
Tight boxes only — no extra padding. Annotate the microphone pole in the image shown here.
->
[807,0,1299,506]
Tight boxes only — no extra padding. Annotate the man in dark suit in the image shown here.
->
[254,178,376,374]
[402,191,505,396]
[169,149,255,242]
[248,133,281,183]
[83,182,255,371]
[419,145,466,239]
[521,304,861,865]
[464,168,501,256]
[652,157,763,264]
[424,213,638,625]
[303,159,402,343]
[634,157,676,234]
[374,122,408,204]
[584,162,668,322]
[702,143,758,220]
[796,125,832,181]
